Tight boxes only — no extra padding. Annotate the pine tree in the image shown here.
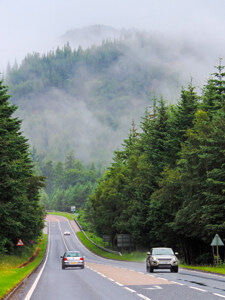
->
[0,80,45,253]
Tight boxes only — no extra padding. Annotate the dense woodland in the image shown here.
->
[33,150,99,211]
[86,64,225,264]
[0,81,45,253]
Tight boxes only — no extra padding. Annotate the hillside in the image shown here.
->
[6,27,208,165]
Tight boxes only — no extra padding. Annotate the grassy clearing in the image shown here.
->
[47,211,74,220]
[0,234,47,299]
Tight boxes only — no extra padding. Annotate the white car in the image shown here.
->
[146,247,179,272]
[64,231,71,235]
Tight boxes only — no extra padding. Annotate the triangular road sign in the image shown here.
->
[211,234,224,246]
[17,238,24,246]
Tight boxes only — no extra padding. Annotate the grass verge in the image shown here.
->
[77,231,146,262]
[180,263,225,275]
[0,234,47,299]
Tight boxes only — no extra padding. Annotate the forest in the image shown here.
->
[86,63,225,264]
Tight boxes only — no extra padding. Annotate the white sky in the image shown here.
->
[0,0,225,72]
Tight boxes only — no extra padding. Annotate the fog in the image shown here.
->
[1,0,225,164]
[1,0,225,74]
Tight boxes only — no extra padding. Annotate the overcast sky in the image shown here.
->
[1,0,225,73]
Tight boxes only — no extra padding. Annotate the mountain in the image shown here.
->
[6,26,210,166]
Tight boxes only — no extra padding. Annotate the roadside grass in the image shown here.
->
[77,231,146,262]
[180,263,225,275]
[47,211,74,220]
[0,234,47,299]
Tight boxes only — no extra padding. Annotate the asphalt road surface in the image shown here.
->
[9,215,225,300]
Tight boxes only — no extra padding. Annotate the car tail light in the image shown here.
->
[64,258,67,261]
[80,257,84,261]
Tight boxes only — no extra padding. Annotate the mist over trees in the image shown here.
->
[6,27,208,166]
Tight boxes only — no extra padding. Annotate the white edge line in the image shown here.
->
[24,222,51,300]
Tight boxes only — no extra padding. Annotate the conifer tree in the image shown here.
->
[0,80,45,253]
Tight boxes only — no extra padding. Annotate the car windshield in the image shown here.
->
[66,252,81,257]
[152,248,174,255]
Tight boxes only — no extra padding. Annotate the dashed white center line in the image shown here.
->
[137,293,152,300]
[189,286,207,292]
[115,281,123,286]
[124,287,136,293]
[213,293,225,298]
[171,281,185,286]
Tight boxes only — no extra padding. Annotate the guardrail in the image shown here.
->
[73,218,122,256]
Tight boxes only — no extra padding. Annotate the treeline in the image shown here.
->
[87,64,225,264]
[33,150,99,211]
[0,80,45,253]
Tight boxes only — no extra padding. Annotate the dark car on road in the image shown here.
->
[61,251,85,269]
[146,247,178,273]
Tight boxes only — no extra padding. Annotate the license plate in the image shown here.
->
[71,262,77,264]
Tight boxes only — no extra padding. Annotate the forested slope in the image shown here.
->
[6,30,202,165]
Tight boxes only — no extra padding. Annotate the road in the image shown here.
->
[9,215,225,300]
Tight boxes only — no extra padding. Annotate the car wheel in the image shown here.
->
[150,266,154,273]
[62,265,65,270]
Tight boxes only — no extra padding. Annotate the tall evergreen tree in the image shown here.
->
[0,80,45,253]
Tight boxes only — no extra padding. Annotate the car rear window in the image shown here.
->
[66,252,81,257]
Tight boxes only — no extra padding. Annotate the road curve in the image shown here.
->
[8,215,225,300]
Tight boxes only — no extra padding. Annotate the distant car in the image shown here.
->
[146,247,178,273]
[61,251,84,269]
[64,231,70,235]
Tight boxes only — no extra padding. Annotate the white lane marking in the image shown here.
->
[108,278,115,282]
[57,220,68,251]
[189,286,207,292]
[213,293,225,298]
[124,287,136,293]
[24,223,51,300]
[115,282,123,286]
[137,294,152,300]
[171,281,185,286]
[144,285,162,290]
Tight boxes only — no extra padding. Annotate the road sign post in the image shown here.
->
[16,239,24,257]
[210,234,224,266]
